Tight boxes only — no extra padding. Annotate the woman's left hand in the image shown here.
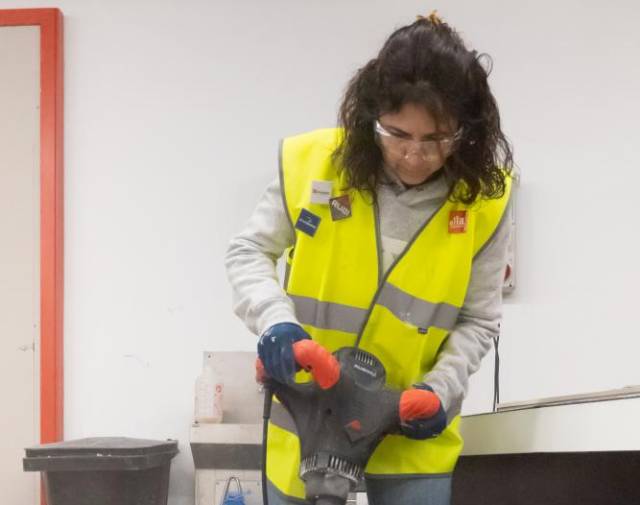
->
[399,384,447,439]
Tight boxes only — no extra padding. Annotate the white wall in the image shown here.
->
[495,1,640,404]
[1,1,638,504]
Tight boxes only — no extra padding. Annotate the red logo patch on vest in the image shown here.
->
[448,210,467,234]
[346,419,362,432]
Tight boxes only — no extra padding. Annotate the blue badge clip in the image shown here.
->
[295,208,321,237]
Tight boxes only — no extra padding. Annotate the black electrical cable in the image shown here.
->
[493,333,500,412]
[262,383,274,505]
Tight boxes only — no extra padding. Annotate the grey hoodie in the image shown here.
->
[225,165,511,421]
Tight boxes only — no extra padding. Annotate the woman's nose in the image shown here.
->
[403,146,426,162]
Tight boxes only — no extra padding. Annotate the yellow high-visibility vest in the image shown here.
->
[267,128,511,499]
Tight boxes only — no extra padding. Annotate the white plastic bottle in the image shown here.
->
[194,351,224,423]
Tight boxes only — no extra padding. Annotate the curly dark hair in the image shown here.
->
[332,16,513,204]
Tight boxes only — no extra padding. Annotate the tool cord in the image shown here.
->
[262,384,274,505]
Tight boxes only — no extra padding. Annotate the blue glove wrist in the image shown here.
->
[257,322,311,384]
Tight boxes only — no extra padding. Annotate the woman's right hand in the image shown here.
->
[257,322,311,383]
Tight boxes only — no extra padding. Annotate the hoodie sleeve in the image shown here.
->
[422,197,513,421]
[224,176,299,336]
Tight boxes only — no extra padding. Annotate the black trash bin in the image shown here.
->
[23,437,179,505]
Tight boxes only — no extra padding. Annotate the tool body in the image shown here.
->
[259,342,403,505]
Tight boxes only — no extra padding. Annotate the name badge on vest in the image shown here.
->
[329,195,352,221]
[295,208,321,237]
[448,210,468,234]
[310,180,333,205]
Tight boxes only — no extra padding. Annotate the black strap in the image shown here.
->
[492,330,500,411]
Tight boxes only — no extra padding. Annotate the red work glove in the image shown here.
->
[255,357,267,384]
[255,339,340,390]
[399,384,447,440]
[292,340,340,390]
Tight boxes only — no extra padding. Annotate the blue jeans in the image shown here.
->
[266,475,452,505]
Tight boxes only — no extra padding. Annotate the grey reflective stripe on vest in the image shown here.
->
[270,401,298,434]
[289,286,459,334]
[377,282,460,331]
[289,294,367,334]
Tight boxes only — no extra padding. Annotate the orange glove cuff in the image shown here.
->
[292,340,340,390]
[255,357,267,384]
[399,388,441,421]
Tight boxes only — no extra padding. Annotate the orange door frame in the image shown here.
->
[0,8,64,448]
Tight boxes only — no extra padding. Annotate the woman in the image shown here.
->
[225,11,513,505]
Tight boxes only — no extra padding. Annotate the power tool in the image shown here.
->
[258,340,404,505]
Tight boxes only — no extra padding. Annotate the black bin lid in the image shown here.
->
[23,437,179,472]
